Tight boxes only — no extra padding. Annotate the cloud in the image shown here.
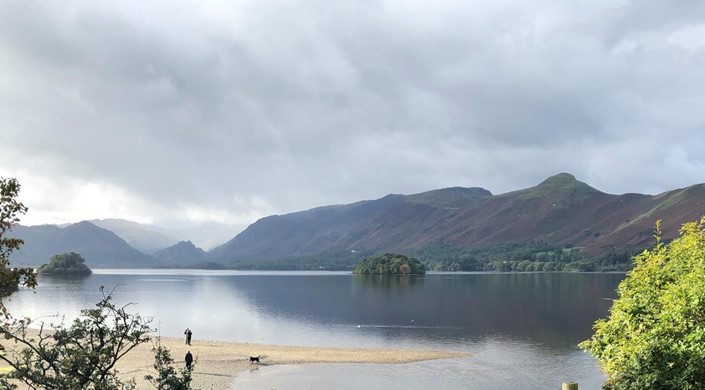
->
[2,0,705,234]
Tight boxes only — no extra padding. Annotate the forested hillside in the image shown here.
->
[208,173,705,271]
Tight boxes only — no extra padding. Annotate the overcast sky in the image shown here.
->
[2,0,705,238]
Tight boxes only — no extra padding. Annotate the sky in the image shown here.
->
[2,0,705,244]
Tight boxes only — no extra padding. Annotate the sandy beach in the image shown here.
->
[1,333,467,389]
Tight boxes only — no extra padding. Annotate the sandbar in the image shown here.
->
[2,333,467,389]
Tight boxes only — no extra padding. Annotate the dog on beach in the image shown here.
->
[249,355,261,364]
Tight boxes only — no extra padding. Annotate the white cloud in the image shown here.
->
[668,23,705,53]
[1,0,705,239]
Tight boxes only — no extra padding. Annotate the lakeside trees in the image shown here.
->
[0,287,195,390]
[0,177,36,318]
[353,253,426,275]
[581,219,705,389]
[0,177,193,389]
[410,242,634,272]
[245,242,635,272]
[1,287,150,389]
[212,242,634,272]
[0,286,195,389]
[38,252,93,276]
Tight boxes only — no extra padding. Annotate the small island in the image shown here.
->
[353,253,426,275]
[37,252,93,276]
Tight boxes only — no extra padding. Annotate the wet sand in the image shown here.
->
[2,333,467,390]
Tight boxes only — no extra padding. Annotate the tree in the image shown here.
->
[0,177,36,318]
[38,252,92,276]
[0,178,193,389]
[145,343,193,390]
[580,218,705,389]
[0,287,151,389]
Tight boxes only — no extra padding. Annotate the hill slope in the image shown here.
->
[208,186,492,262]
[153,241,207,266]
[209,173,705,268]
[89,218,179,253]
[9,221,159,267]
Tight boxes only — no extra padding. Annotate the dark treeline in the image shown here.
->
[220,242,635,272]
[353,253,426,275]
[226,250,365,271]
[408,242,635,272]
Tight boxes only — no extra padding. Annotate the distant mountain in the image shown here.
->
[164,222,245,251]
[89,218,240,252]
[9,221,159,267]
[153,241,207,266]
[208,173,705,267]
[88,218,179,253]
[207,186,493,262]
[11,173,705,271]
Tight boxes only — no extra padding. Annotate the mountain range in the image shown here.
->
[9,173,705,270]
[10,222,157,267]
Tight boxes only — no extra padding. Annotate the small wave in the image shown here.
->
[356,324,463,330]
[138,278,186,282]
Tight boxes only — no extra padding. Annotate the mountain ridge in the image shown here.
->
[10,173,705,270]
[208,173,705,267]
[10,221,158,267]
[88,218,179,253]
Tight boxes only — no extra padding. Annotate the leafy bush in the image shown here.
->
[1,287,150,389]
[0,177,36,317]
[0,287,196,390]
[0,178,193,389]
[580,219,705,389]
[145,343,193,390]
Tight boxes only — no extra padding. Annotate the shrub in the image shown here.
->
[580,219,705,389]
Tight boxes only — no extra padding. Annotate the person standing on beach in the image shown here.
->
[185,351,193,371]
[184,328,192,345]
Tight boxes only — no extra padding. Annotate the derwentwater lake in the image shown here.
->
[7,270,625,389]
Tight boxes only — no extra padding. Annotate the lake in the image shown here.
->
[7,270,624,389]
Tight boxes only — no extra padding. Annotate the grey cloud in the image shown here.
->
[2,0,705,229]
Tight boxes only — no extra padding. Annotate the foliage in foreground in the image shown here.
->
[0,286,196,390]
[0,177,36,318]
[145,343,193,390]
[0,177,192,389]
[0,287,150,389]
[353,253,426,275]
[580,219,705,390]
[38,252,93,276]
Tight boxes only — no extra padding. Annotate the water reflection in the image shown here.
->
[354,274,425,290]
[7,271,623,390]
[8,271,623,351]
[234,338,607,390]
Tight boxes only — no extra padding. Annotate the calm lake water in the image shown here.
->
[7,270,624,389]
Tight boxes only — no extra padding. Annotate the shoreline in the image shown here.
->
[2,333,468,390]
[131,336,469,389]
